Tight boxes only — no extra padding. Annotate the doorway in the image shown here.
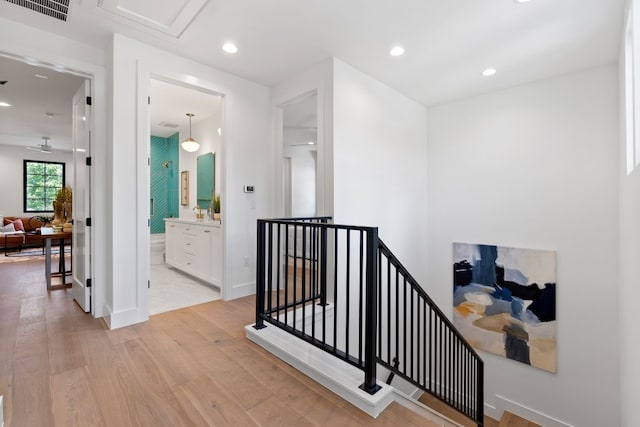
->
[281,92,318,217]
[0,53,94,313]
[147,78,224,315]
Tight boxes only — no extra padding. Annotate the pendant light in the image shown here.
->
[181,113,200,152]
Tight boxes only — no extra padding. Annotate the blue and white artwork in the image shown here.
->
[453,242,556,372]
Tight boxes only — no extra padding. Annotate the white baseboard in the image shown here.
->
[223,281,254,300]
[106,306,146,329]
[493,395,574,427]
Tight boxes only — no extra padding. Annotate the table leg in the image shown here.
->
[58,238,65,274]
[45,238,52,290]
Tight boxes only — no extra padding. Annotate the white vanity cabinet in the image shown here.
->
[164,218,223,287]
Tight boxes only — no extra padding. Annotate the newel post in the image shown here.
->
[359,227,381,395]
[254,220,267,330]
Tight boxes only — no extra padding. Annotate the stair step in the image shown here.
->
[417,392,499,427]
[499,411,541,427]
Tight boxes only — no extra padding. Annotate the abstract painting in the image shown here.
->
[452,242,556,372]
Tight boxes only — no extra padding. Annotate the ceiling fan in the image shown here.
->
[26,137,55,154]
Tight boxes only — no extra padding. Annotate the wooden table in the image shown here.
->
[40,229,72,290]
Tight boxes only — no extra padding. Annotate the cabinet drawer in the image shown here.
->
[183,253,196,269]
[183,236,196,254]
[182,226,197,236]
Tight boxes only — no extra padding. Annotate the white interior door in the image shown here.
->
[72,80,92,312]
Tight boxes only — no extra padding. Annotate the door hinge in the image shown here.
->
[86,217,92,227]
[148,280,150,289]
[147,218,150,227]
[148,96,151,105]
[86,278,92,288]
[86,96,92,106]
[148,157,150,166]
[86,156,92,166]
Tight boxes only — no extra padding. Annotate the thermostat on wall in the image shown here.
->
[244,185,255,193]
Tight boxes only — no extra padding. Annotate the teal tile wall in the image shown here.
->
[167,132,179,218]
[150,134,179,234]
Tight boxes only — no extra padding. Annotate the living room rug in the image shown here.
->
[0,248,70,264]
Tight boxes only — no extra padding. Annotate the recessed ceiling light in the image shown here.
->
[222,42,238,54]
[482,68,497,77]
[0,101,12,107]
[35,74,48,79]
[514,0,531,3]
[390,46,405,57]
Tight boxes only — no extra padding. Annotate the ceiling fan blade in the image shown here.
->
[26,145,53,153]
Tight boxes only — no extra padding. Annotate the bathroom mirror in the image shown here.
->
[197,152,215,209]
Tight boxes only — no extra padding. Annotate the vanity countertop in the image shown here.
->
[164,217,222,228]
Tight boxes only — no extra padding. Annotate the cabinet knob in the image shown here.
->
[204,230,210,233]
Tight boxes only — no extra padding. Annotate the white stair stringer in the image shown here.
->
[245,322,461,425]
[246,323,394,417]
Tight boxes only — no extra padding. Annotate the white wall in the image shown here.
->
[618,1,640,423]
[109,34,271,328]
[427,65,619,426]
[332,59,429,282]
[0,145,73,216]
[283,146,317,217]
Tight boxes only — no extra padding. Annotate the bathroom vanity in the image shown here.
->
[164,218,223,287]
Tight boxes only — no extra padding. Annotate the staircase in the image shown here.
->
[249,217,484,426]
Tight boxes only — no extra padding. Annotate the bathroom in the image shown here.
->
[148,78,223,314]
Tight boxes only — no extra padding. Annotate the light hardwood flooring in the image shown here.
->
[1,259,446,426]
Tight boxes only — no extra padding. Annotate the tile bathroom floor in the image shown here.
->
[149,244,221,315]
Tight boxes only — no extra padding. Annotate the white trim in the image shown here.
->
[105,306,142,330]
[494,395,574,427]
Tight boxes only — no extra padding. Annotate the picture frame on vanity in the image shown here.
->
[181,170,189,205]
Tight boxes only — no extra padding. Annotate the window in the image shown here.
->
[625,0,640,174]
[23,160,65,212]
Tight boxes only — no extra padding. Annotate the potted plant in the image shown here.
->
[52,186,72,226]
[213,194,221,220]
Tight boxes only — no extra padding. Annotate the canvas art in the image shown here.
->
[452,243,557,372]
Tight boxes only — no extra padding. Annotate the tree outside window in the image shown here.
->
[23,160,65,212]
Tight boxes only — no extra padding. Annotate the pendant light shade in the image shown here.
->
[181,113,199,152]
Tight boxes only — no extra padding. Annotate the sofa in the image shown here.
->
[0,216,47,253]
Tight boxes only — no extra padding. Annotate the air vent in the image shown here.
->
[5,0,70,21]
[158,122,179,128]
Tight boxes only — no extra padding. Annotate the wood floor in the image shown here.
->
[1,259,447,427]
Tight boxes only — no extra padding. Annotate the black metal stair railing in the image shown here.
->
[254,217,483,426]
[377,240,484,425]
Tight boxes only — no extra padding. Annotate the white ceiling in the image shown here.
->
[149,79,221,138]
[0,0,626,148]
[0,55,85,152]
